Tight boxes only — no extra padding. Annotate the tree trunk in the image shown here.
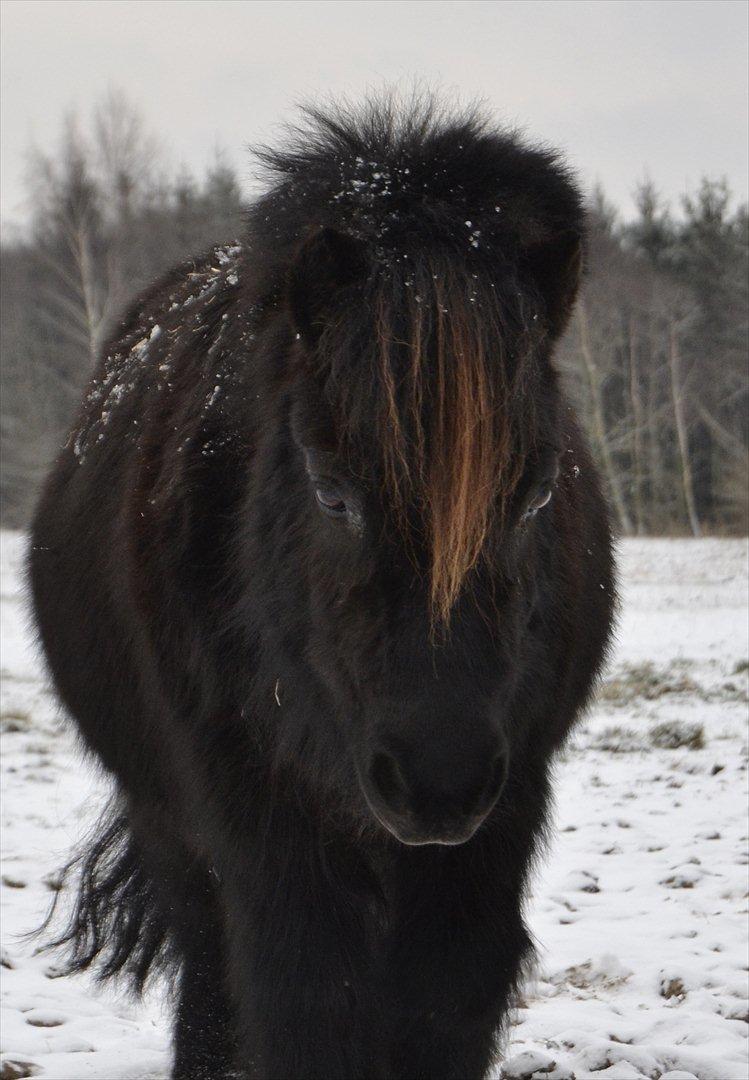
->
[627,317,645,534]
[668,320,701,537]
[69,220,104,366]
[577,300,634,535]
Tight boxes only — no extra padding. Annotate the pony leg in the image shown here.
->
[387,913,531,1080]
[171,917,238,1080]
[384,834,535,1080]
[389,1007,515,1080]
[125,811,240,1079]
[220,812,386,1080]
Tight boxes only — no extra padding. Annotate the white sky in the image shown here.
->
[1,0,747,230]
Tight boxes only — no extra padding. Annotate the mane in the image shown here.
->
[367,259,538,625]
[247,93,585,622]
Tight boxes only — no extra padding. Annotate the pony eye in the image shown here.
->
[315,487,347,517]
[531,486,552,511]
[526,486,553,517]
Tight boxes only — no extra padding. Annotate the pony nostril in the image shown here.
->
[458,755,507,817]
[369,752,410,814]
[491,753,508,793]
[483,754,508,806]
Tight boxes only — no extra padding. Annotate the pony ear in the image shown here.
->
[526,230,583,336]
[287,227,368,345]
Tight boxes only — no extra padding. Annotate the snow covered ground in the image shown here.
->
[1,531,747,1080]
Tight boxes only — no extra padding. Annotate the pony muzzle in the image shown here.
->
[357,742,508,847]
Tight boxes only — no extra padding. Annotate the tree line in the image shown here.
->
[1,93,747,533]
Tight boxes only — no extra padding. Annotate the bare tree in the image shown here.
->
[667,316,701,537]
[28,115,112,364]
[574,297,634,535]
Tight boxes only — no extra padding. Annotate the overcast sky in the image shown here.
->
[1,0,747,229]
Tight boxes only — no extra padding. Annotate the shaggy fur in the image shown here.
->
[29,96,615,1080]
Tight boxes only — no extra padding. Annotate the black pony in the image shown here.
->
[29,97,615,1079]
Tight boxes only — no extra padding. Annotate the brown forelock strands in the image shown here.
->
[349,254,540,628]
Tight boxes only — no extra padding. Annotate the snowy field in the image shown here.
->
[1,531,747,1080]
